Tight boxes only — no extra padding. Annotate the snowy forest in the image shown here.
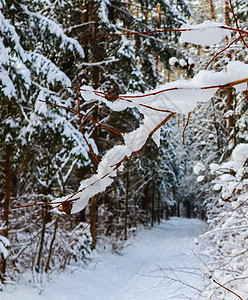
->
[1,0,248,299]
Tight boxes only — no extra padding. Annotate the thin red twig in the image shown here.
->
[213,279,243,300]
[39,100,123,138]
[82,28,193,40]
[221,25,248,35]
[0,198,75,215]
[205,37,241,69]
[81,25,248,40]
[228,0,248,49]
[91,90,175,113]
[182,112,191,144]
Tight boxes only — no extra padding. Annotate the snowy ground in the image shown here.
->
[2,218,206,300]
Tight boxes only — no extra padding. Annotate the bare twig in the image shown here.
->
[81,25,248,40]
[213,278,244,300]
[228,0,248,49]
[182,112,191,144]
[205,37,241,69]
[39,100,123,138]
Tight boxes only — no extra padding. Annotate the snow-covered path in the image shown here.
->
[3,218,206,300]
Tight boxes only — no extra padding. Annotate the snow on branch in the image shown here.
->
[52,61,248,215]
[179,21,231,46]
[0,67,16,98]
[0,11,26,61]
[21,4,85,57]
[27,52,71,87]
[82,20,245,45]
[81,61,248,114]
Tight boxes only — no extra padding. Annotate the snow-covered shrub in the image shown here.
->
[200,144,248,299]
[68,223,93,264]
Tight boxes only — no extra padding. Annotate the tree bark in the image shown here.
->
[209,0,216,20]
[36,210,46,272]
[89,5,101,249]
[142,183,149,216]
[225,1,234,136]
[45,217,58,273]
[157,190,160,224]
[124,169,129,240]
[0,145,11,282]
[90,196,97,249]
[226,87,234,135]
[151,181,155,227]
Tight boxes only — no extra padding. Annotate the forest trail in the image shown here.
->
[3,218,206,300]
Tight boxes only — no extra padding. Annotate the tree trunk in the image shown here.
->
[157,190,160,224]
[90,3,102,246]
[226,87,234,135]
[0,145,11,283]
[124,169,129,240]
[90,196,97,249]
[36,210,46,273]
[225,0,230,28]
[142,183,149,216]
[209,0,215,20]
[225,1,234,137]
[177,202,180,217]
[45,217,58,273]
[151,181,155,227]
[127,0,131,11]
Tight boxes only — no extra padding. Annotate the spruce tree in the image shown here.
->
[0,0,93,280]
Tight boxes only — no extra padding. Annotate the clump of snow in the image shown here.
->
[179,59,187,67]
[213,184,222,191]
[169,57,178,66]
[224,110,234,118]
[28,52,71,87]
[80,85,100,102]
[180,21,231,46]
[188,58,195,67]
[197,175,205,182]
[194,162,206,174]
[232,143,248,165]
[210,163,220,174]
[81,61,248,116]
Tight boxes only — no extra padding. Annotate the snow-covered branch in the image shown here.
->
[53,57,248,214]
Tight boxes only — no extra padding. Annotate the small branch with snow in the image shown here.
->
[81,21,248,43]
